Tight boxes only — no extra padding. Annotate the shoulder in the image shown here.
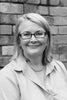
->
[51,59,67,77]
[52,59,66,71]
[0,61,19,85]
[0,61,16,76]
[0,60,25,84]
[0,61,21,100]
[0,60,23,75]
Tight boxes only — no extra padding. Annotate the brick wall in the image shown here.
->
[0,0,67,69]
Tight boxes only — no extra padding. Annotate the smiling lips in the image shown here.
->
[27,44,42,48]
[26,41,42,48]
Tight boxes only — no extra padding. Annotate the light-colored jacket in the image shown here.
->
[0,59,67,100]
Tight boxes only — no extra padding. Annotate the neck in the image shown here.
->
[28,56,44,72]
[19,52,45,72]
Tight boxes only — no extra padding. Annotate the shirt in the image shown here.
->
[0,58,67,100]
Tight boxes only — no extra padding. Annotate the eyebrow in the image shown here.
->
[20,30,46,33]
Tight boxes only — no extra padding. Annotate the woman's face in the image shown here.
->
[19,20,48,59]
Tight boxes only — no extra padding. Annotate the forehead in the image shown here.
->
[18,20,45,33]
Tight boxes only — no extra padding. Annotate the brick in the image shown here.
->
[51,54,60,60]
[61,0,67,6]
[59,26,67,34]
[13,25,18,34]
[40,0,47,4]
[24,4,38,13]
[58,45,67,54]
[2,46,14,55]
[51,44,61,54]
[0,14,18,24]
[0,25,12,34]
[50,26,59,34]
[51,44,67,62]
[0,36,14,45]
[50,44,60,59]
[53,16,67,25]
[60,54,67,62]
[50,0,60,5]
[0,0,18,1]
[44,16,54,25]
[0,0,8,1]
[0,57,11,67]
[0,3,23,14]
[0,46,2,56]
[18,0,24,2]
[13,25,15,34]
[0,0,11,1]
[52,35,67,44]
[50,7,67,16]
[0,0,16,2]
[38,6,48,15]
[1,0,24,2]
[51,37,53,47]
[11,0,18,2]
[24,0,40,4]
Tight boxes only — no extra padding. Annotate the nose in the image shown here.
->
[30,35,37,43]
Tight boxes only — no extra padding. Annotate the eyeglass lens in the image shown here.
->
[20,31,46,39]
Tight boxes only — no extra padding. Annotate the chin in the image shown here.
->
[23,45,45,59]
[24,49,43,59]
[25,53,40,59]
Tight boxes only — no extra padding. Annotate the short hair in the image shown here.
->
[12,13,52,65]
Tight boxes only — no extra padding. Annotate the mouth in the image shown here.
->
[25,41,42,48]
[27,44,42,48]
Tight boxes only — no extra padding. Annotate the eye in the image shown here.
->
[21,31,31,39]
[35,31,45,37]
[23,31,31,37]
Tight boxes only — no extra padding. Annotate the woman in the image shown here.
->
[0,13,67,100]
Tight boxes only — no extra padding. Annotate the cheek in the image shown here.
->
[39,37,48,46]
[20,40,28,50]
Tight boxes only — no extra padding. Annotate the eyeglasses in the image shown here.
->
[19,31,47,39]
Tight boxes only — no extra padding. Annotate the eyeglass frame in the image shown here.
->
[19,30,47,40]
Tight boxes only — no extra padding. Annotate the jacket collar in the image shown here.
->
[11,57,56,76]
[11,58,57,92]
[45,59,56,75]
[11,57,27,73]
